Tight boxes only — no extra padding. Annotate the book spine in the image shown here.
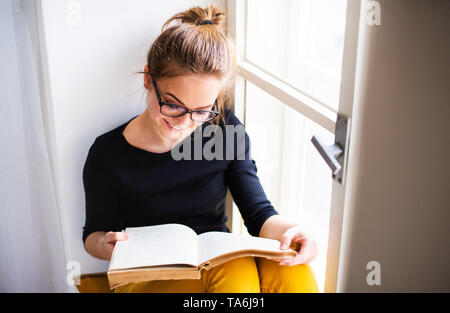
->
[200,261,211,270]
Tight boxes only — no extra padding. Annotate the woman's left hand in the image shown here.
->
[278,225,318,266]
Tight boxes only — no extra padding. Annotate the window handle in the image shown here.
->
[311,114,351,185]
[311,136,343,175]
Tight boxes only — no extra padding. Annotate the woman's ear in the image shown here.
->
[143,64,151,90]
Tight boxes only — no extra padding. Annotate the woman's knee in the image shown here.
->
[203,257,260,293]
[256,258,319,293]
[113,279,204,293]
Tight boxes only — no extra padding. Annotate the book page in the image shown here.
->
[197,231,289,265]
[108,224,199,271]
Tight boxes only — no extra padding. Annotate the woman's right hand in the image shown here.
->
[100,231,129,260]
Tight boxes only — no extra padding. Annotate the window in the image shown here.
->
[228,0,359,292]
[245,81,335,290]
[246,0,347,110]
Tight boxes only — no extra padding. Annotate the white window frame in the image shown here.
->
[226,0,361,293]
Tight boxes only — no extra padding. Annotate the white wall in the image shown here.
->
[339,0,450,292]
[40,0,225,281]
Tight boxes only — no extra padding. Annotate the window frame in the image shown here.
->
[226,0,362,292]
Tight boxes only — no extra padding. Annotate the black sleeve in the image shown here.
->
[224,110,279,237]
[82,138,121,244]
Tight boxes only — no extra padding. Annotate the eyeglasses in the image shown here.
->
[151,79,220,123]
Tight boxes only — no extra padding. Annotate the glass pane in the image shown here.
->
[243,81,334,292]
[246,0,348,110]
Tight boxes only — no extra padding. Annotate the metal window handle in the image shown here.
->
[311,114,350,185]
[311,136,343,176]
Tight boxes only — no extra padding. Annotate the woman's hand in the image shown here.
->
[99,231,129,260]
[278,225,318,266]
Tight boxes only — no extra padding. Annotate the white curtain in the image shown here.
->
[0,0,69,292]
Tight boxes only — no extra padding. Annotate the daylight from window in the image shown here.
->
[244,0,348,291]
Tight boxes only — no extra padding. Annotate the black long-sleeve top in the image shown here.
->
[82,109,279,244]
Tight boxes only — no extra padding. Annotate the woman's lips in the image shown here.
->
[163,119,183,131]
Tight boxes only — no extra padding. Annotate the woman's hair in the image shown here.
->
[139,5,237,127]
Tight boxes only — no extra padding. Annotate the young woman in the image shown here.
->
[82,5,318,293]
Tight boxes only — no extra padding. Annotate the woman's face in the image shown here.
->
[144,68,223,145]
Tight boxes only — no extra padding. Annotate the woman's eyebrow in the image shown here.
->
[165,92,214,110]
[165,92,186,106]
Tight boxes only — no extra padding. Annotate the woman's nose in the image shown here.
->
[173,113,193,128]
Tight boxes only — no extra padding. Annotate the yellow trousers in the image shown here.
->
[113,257,319,293]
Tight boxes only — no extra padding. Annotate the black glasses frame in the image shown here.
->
[151,79,220,123]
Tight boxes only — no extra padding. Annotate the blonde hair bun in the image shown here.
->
[162,5,226,32]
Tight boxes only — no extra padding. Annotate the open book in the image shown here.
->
[107,224,297,289]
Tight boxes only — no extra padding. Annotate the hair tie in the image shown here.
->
[200,20,213,25]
